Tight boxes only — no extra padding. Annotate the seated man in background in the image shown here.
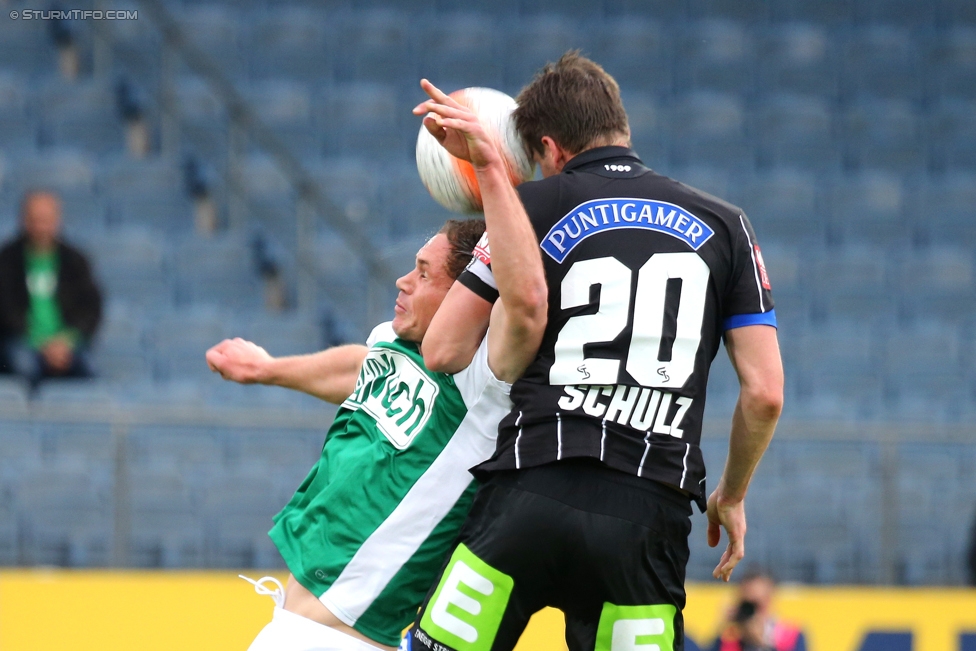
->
[205,117,547,651]
[708,566,806,651]
[0,190,102,387]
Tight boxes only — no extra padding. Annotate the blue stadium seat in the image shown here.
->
[176,6,244,78]
[0,73,37,152]
[668,92,751,168]
[376,162,455,240]
[85,228,171,310]
[620,92,668,170]
[688,0,769,23]
[840,26,923,101]
[910,172,976,244]
[928,27,976,102]
[736,169,822,242]
[896,246,972,297]
[100,157,192,234]
[810,244,898,323]
[754,94,839,171]
[0,377,30,419]
[756,23,840,98]
[308,159,383,234]
[245,80,317,158]
[593,19,672,96]
[8,148,95,198]
[0,418,39,486]
[334,10,418,86]
[940,0,976,25]
[127,424,225,472]
[149,307,231,380]
[842,99,924,172]
[317,83,403,159]
[604,0,689,21]
[928,100,976,171]
[668,165,732,200]
[852,0,937,27]
[418,14,503,91]
[172,236,260,310]
[823,170,909,247]
[203,472,284,568]
[675,20,757,95]
[14,467,113,567]
[0,16,59,78]
[127,468,204,568]
[173,77,229,161]
[245,8,334,83]
[769,0,852,25]
[501,16,582,90]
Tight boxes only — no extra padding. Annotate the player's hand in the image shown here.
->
[706,489,746,582]
[42,337,74,372]
[206,337,274,384]
[412,79,503,171]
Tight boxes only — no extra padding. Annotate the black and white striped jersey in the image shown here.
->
[459,146,776,510]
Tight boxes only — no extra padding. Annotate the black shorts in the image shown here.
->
[409,458,693,651]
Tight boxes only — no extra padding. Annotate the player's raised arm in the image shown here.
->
[206,338,367,405]
[414,79,547,382]
[422,281,493,374]
[707,324,784,581]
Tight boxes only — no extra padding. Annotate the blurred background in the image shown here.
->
[0,0,974,597]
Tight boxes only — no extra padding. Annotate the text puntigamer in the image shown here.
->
[541,198,715,263]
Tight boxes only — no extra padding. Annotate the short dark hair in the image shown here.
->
[513,51,630,158]
[438,218,486,280]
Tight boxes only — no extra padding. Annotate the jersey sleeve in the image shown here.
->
[723,213,777,330]
[451,333,511,409]
[366,321,397,347]
[457,231,499,304]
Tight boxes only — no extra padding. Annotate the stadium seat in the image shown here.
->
[688,0,769,23]
[735,168,822,242]
[307,158,383,234]
[840,26,923,102]
[148,307,231,380]
[85,228,171,311]
[14,467,113,567]
[910,172,976,245]
[940,0,976,25]
[244,80,317,158]
[173,77,229,161]
[172,236,260,310]
[245,8,334,83]
[176,6,244,78]
[928,99,976,171]
[758,22,839,99]
[376,162,455,240]
[100,157,192,234]
[317,83,404,159]
[0,73,37,153]
[822,170,909,247]
[667,91,752,168]
[591,19,673,96]
[0,16,59,78]
[842,99,924,172]
[852,0,937,27]
[769,0,852,25]
[753,94,840,171]
[501,16,582,90]
[127,468,204,568]
[334,10,418,87]
[8,148,95,197]
[203,472,284,568]
[928,27,976,102]
[675,20,757,95]
[622,92,669,170]
[418,14,503,91]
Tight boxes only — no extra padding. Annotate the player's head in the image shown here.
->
[392,218,486,343]
[513,51,630,177]
[20,190,62,250]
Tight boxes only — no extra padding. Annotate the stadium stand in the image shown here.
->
[0,0,973,587]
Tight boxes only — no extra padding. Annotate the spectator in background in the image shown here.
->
[708,566,806,651]
[0,190,102,388]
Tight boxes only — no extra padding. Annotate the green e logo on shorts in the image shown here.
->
[419,543,513,651]
[595,603,677,651]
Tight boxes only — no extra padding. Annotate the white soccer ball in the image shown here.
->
[416,87,536,214]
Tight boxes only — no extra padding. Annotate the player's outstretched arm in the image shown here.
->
[206,338,368,405]
[414,79,547,381]
[423,282,493,374]
[707,324,783,582]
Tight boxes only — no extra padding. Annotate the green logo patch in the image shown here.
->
[419,544,513,651]
[595,603,677,651]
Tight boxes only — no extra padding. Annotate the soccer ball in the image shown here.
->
[416,87,536,214]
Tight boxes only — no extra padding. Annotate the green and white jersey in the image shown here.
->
[269,322,511,647]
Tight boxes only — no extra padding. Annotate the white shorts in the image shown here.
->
[247,607,387,651]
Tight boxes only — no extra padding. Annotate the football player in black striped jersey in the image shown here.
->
[411,53,783,651]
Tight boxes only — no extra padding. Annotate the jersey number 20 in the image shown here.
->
[549,252,710,389]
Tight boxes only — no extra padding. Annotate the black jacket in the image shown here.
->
[0,234,103,342]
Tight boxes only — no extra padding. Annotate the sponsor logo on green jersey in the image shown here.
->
[343,348,439,449]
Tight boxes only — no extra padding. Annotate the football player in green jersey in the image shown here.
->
[206,86,546,651]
